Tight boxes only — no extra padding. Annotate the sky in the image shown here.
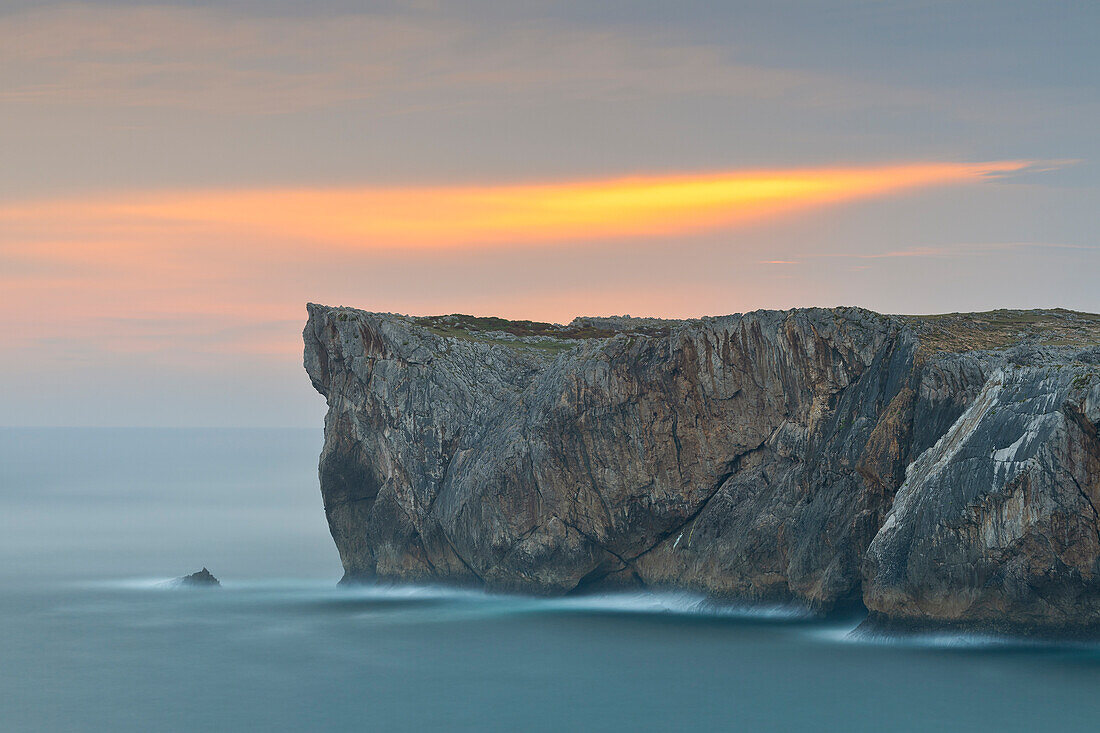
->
[2,0,1098,427]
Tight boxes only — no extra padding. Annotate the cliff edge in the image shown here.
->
[304,304,1100,634]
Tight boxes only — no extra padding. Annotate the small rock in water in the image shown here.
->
[178,568,220,587]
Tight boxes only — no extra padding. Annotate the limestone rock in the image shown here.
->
[862,359,1100,634]
[304,304,1100,633]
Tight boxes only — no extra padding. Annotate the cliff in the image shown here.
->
[304,304,1100,634]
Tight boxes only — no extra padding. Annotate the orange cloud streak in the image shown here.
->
[0,161,1031,250]
[0,160,1040,361]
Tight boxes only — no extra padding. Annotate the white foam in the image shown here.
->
[543,591,812,620]
[84,577,181,590]
[335,582,488,602]
[80,578,812,623]
[811,623,1018,649]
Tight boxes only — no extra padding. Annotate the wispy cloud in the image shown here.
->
[0,4,960,115]
[794,241,1099,262]
[0,158,1051,366]
[752,241,1095,269]
[0,161,1035,252]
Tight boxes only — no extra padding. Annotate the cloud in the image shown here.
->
[0,158,1047,368]
[0,3,953,115]
[0,161,1034,252]
[795,241,1099,262]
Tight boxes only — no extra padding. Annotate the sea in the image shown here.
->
[2,427,1100,732]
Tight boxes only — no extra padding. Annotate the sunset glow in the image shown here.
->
[0,158,1051,383]
[1,161,1030,251]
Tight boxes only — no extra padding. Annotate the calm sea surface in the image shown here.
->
[2,428,1100,732]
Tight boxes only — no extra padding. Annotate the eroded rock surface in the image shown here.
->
[864,356,1100,633]
[304,304,1100,632]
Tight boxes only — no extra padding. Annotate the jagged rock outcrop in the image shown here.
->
[177,568,220,587]
[304,304,1100,633]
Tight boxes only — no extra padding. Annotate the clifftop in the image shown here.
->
[903,308,1100,355]
[310,302,1100,357]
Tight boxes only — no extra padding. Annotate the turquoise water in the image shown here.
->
[3,428,1100,732]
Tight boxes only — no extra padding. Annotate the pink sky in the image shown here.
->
[2,2,1097,426]
[1,160,1035,356]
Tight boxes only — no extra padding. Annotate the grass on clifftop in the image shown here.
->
[414,314,669,354]
[411,308,1100,357]
[417,314,619,340]
[904,309,1100,354]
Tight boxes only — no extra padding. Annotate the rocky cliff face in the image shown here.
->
[304,304,1100,633]
[864,355,1100,633]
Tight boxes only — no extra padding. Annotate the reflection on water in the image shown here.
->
[3,429,1100,732]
